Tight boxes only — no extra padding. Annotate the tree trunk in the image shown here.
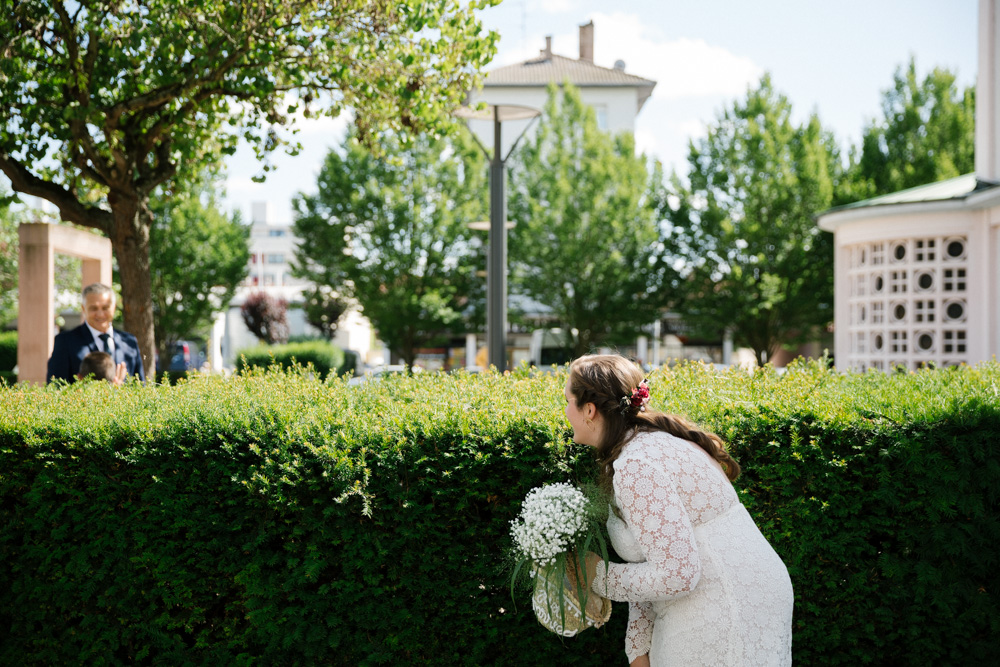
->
[109,193,156,379]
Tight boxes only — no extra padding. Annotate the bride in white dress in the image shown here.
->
[563,355,793,666]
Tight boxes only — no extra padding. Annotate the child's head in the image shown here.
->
[78,351,115,382]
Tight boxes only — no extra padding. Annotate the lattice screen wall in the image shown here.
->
[846,236,969,370]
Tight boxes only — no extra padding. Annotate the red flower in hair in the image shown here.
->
[630,380,650,409]
[620,379,651,414]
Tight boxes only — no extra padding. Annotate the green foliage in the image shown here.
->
[0,0,500,372]
[0,331,16,371]
[1,362,997,665]
[301,285,349,340]
[0,192,16,327]
[507,83,675,356]
[846,58,975,202]
[293,130,488,367]
[665,75,837,364]
[149,180,250,368]
[236,341,349,379]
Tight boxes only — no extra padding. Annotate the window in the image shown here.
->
[914,300,935,323]
[265,253,285,264]
[943,268,966,292]
[943,330,966,354]
[890,330,908,353]
[915,239,936,262]
[268,229,287,238]
[871,243,885,265]
[594,105,608,130]
[890,270,907,294]
[943,299,966,322]
[871,301,884,324]
[944,238,966,260]
[914,270,934,292]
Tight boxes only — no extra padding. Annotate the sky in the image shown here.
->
[77,1,995,224]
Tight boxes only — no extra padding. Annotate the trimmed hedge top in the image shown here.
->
[7,359,997,439]
[1,360,998,666]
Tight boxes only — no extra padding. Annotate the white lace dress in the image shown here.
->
[590,431,793,666]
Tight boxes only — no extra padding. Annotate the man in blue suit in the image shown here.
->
[46,283,146,384]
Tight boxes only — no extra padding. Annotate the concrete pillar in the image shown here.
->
[722,330,734,366]
[651,320,661,367]
[976,0,1000,182]
[465,333,477,369]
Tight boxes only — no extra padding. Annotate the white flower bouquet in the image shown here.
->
[509,482,612,636]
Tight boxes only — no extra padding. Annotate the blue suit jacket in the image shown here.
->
[46,324,146,384]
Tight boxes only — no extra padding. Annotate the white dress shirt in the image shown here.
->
[85,322,116,357]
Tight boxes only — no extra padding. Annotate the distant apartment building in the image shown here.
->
[209,202,375,371]
[243,202,307,291]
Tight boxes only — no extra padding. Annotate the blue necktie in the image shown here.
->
[99,333,111,355]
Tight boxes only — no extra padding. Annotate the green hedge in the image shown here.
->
[236,341,349,379]
[0,361,997,665]
[0,330,16,371]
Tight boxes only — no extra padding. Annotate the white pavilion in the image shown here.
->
[818,0,1000,371]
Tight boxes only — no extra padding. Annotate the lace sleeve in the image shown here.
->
[591,455,701,602]
[625,601,654,663]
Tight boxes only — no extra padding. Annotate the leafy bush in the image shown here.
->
[236,340,348,380]
[0,361,997,665]
[0,330,16,371]
[240,290,289,344]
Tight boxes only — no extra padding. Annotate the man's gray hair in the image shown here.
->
[82,283,116,304]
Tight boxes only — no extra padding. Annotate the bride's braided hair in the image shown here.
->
[568,355,741,495]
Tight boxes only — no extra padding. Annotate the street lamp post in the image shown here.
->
[454,103,540,372]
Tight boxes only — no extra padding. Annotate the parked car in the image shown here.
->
[156,340,205,372]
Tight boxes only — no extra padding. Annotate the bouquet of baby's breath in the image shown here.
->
[509,482,612,636]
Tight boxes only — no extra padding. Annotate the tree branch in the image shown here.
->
[0,153,113,232]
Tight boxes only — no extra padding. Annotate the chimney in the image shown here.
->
[251,201,271,225]
[579,21,594,63]
[976,0,1000,182]
[541,35,552,59]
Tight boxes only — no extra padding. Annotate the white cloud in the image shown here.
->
[492,12,761,100]
[592,12,762,100]
[633,127,659,158]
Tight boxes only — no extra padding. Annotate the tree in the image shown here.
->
[0,190,17,327]
[506,83,676,357]
[301,285,349,340]
[848,58,975,201]
[664,75,837,365]
[147,181,249,370]
[293,131,487,368]
[241,291,289,345]
[0,0,499,372]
